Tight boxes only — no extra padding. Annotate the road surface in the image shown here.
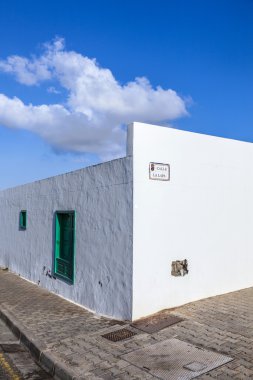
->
[0,319,52,379]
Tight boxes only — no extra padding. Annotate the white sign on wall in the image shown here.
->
[149,162,170,181]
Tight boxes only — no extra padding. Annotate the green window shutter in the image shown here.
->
[54,211,75,283]
[19,210,27,230]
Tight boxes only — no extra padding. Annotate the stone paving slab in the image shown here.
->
[0,270,253,379]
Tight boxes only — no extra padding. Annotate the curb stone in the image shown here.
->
[0,305,78,380]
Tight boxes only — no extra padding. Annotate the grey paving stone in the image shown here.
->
[0,270,253,379]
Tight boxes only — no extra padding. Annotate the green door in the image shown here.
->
[54,211,75,283]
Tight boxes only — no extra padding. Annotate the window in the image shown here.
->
[19,210,27,230]
[54,211,75,283]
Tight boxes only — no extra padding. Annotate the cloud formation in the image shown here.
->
[0,38,188,159]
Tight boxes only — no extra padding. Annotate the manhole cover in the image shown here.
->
[131,313,183,333]
[102,328,136,342]
[121,338,233,379]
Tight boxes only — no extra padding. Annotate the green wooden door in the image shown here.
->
[55,212,75,283]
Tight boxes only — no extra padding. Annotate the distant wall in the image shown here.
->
[0,157,133,320]
[130,122,253,320]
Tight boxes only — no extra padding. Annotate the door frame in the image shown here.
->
[54,210,76,284]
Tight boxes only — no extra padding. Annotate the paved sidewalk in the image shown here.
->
[0,270,252,379]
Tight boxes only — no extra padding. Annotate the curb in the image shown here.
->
[0,305,78,380]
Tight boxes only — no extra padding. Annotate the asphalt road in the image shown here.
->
[0,319,52,380]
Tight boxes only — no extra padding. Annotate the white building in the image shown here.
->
[1,122,253,321]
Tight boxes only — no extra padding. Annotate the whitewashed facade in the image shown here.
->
[1,122,253,321]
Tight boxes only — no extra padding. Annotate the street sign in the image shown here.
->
[149,162,170,181]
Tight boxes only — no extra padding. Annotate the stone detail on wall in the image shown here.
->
[171,260,188,277]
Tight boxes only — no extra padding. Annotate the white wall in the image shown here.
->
[3,122,253,322]
[0,157,133,320]
[130,122,253,320]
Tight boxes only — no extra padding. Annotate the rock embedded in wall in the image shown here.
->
[171,260,188,277]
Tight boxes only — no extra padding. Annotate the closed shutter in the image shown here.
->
[54,212,75,283]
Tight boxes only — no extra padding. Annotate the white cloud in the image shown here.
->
[0,55,51,86]
[47,86,61,94]
[0,38,189,158]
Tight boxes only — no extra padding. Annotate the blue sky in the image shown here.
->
[0,0,253,189]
